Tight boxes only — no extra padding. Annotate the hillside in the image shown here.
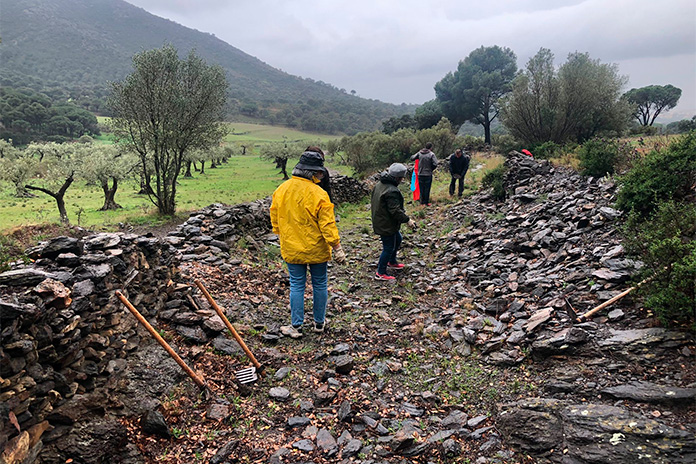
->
[0,0,416,134]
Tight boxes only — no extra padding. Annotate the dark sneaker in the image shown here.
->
[313,321,325,333]
[375,272,396,281]
[387,262,405,269]
[280,325,303,339]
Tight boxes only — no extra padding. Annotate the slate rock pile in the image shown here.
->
[164,199,272,264]
[330,174,370,205]
[0,232,178,463]
[420,150,696,462]
[437,150,639,363]
[163,174,369,265]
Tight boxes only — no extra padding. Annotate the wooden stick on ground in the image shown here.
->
[578,273,655,322]
[115,290,207,390]
[194,280,264,376]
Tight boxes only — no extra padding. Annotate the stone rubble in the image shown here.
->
[0,232,180,463]
[1,157,694,463]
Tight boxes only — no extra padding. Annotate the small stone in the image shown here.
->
[316,428,337,452]
[140,410,170,438]
[269,387,291,401]
[274,367,291,380]
[292,438,315,452]
[207,404,229,421]
[467,415,488,428]
[334,355,354,375]
[288,416,311,428]
[342,438,362,458]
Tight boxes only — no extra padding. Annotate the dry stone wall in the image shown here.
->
[0,232,178,463]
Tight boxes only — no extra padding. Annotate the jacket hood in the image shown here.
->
[420,148,431,154]
[379,171,400,185]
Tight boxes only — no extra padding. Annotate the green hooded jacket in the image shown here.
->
[371,173,410,236]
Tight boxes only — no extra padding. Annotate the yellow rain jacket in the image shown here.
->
[270,176,340,264]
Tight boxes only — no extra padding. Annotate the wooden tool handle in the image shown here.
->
[578,272,656,321]
[115,290,207,389]
[194,280,264,375]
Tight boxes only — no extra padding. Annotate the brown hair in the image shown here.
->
[306,146,325,158]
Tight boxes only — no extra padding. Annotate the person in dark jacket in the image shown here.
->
[305,146,334,203]
[447,148,470,197]
[410,142,438,205]
[371,163,416,281]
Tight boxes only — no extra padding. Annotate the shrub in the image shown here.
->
[622,201,696,326]
[491,134,523,154]
[578,138,619,177]
[481,165,507,201]
[457,134,486,151]
[530,141,561,160]
[616,131,696,217]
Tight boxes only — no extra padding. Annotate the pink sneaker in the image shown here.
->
[374,273,396,281]
[387,263,405,269]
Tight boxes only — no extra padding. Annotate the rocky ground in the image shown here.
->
[2,154,693,464]
[117,154,695,464]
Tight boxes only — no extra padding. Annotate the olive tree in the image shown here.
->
[24,142,86,224]
[259,139,308,180]
[623,84,682,126]
[500,48,560,144]
[501,49,631,143]
[0,140,37,198]
[81,144,138,210]
[557,52,631,142]
[108,45,228,215]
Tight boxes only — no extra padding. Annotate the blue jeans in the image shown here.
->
[286,262,328,328]
[377,232,402,274]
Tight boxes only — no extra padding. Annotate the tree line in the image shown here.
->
[0,86,101,146]
[381,46,691,147]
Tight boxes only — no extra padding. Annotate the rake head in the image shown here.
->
[235,366,258,384]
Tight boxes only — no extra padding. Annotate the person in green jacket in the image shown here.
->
[371,163,416,281]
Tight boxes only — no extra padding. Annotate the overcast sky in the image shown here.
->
[125,0,696,121]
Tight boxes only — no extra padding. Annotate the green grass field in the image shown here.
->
[0,150,499,233]
[224,122,337,144]
[0,154,299,232]
[96,118,337,145]
[0,120,502,234]
[0,122,343,233]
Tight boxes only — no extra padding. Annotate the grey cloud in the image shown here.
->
[125,0,695,114]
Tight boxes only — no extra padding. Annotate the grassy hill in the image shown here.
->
[0,0,416,134]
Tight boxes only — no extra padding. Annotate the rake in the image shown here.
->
[115,290,208,390]
[194,280,265,384]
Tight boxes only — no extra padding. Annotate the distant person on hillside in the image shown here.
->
[447,148,470,198]
[371,163,416,281]
[270,149,346,338]
[410,142,438,205]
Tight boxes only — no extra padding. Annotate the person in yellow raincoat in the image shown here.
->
[270,147,346,338]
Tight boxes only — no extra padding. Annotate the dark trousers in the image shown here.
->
[449,173,466,197]
[377,232,402,274]
[418,175,433,204]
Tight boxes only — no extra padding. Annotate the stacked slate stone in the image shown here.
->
[426,150,696,463]
[164,199,273,264]
[0,232,177,463]
[329,174,370,205]
[436,150,638,362]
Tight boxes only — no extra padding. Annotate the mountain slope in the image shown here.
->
[0,0,415,134]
